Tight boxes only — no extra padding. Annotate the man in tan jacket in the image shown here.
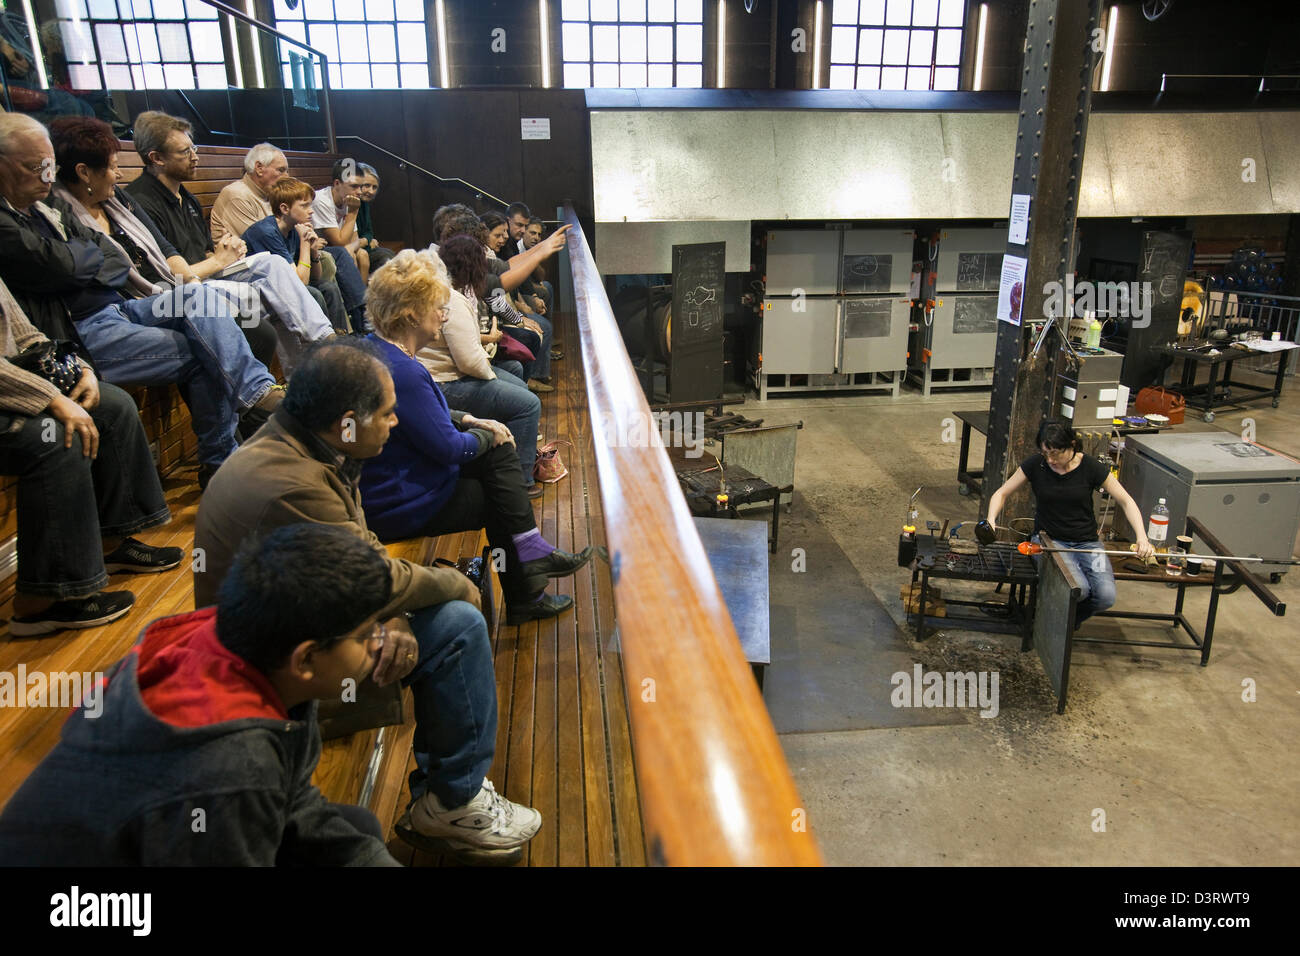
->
[193,339,542,863]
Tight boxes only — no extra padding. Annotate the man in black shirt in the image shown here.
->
[986,420,1154,627]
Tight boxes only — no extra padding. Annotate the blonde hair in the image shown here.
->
[366,249,450,337]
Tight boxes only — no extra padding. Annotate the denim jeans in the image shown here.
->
[537,280,554,315]
[214,254,334,373]
[403,600,496,808]
[521,311,553,380]
[1032,535,1117,627]
[0,383,170,599]
[439,369,540,483]
[324,246,368,329]
[309,279,350,333]
[74,288,276,467]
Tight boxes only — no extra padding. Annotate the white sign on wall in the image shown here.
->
[521,118,551,140]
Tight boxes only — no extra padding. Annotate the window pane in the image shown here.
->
[592,62,619,86]
[56,0,89,17]
[278,22,306,44]
[648,62,673,86]
[309,23,340,62]
[563,61,591,87]
[912,0,939,27]
[906,66,930,89]
[831,0,857,25]
[620,24,646,60]
[561,0,589,19]
[620,0,646,20]
[273,0,300,18]
[338,23,370,59]
[327,62,342,87]
[647,25,672,60]
[130,24,159,62]
[830,26,855,63]
[676,62,702,86]
[397,22,426,61]
[103,63,132,87]
[87,0,118,18]
[935,28,961,65]
[190,22,223,61]
[880,65,906,89]
[676,23,702,60]
[677,0,702,22]
[647,0,673,20]
[399,62,429,87]
[367,24,396,61]
[590,0,618,20]
[95,24,127,62]
[938,0,964,27]
[562,22,590,60]
[304,0,335,20]
[131,64,147,88]
[61,21,98,63]
[341,62,371,87]
[909,29,933,66]
[69,63,104,89]
[370,62,399,87]
[859,28,882,63]
[151,0,183,18]
[395,0,424,17]
[163,62,195,88]
[126,0,154,18]
[184,0,216,18]
[197,63,228,88]
[828,64,855,89]
[933,66,958,90]
[882,28,908,64]
[885,0,910,26]
[620,62,646,86]
[366,0,395,19]
[335,0,366,20]
[592,24,618,57]
[856,65,880,88]
[858,0,885,23]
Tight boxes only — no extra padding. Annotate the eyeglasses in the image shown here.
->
[170,145,200,157]
[1042,447,1073,459]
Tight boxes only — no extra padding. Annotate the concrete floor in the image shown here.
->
[742,363,1300,865]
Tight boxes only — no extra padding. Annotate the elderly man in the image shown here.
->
[0,112,282,488]
[209,141,286,243]
[193,340,543,864]
[123,111,335,370]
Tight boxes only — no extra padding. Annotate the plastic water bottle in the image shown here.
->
[1146,498,1171,553]
[1085,314,1103,348]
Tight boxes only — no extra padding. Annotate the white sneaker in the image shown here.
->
[405,780,542,854]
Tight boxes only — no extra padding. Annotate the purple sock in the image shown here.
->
[512,528,554,563]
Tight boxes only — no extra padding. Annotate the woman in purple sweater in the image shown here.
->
[359,250,592,625]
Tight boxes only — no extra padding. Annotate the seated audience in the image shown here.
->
[419,234,541,489]
[360,249,591,620]
[243,176,353,334]
[479,211,549,389]
[505,201,531,258]
[0,113,282,488]
[193,340,544,862]
[0,523,404,865]
[0,277,180,636]
[120,111,335,368]
[354,163,395,276]
[208,141,285,243]
[523,217,555,318]
[311,159,369,330]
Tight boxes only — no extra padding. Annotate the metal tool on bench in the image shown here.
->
[1016,541,1300,565]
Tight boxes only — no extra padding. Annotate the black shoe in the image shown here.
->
[104,537,184,574]
[520,546,594,592]
[198,463,218,492]
[505,593,574,625]
[10,591,136,637]
[526,483,545,499]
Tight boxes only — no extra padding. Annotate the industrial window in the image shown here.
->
[272,0,430,89]
[46,0,227,91]
[828,0,964,91]
[559,0,705,89]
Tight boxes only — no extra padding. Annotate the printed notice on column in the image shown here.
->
[521,118,551,140]
[1008,194,1030,245]
[997,255,1027,326]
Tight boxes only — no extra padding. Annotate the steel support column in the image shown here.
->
[981,0,1103,518]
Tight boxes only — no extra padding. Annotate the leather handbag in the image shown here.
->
[1135,386,1186,425]
[9,340,82,395]
[496,332,534,364]
[533,438,570,484]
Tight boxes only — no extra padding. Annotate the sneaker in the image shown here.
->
[399,780,541,861]
[10,590,136,637]
[104,538,184,574]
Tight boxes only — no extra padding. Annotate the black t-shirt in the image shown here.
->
[1019,453,1111,542]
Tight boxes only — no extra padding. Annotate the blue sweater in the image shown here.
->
[242,214,300,263]
[360,336,486,541]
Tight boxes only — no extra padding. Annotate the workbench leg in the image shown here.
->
[915,573,929,641]
[958,422,972,492]
[770,494,780,554]
[1273,352,1288,405]
[1203,360,1220,415]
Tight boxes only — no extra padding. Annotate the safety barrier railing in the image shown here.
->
[562,203,823,866]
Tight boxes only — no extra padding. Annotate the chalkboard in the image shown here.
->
[842,298,892,338]
[952,296,998,334]
[954,252,1005,292]
[1123,230,1192,391]
[841,254,893,294]
[670,241,726,403]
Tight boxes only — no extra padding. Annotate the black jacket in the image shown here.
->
[0,195,133,359]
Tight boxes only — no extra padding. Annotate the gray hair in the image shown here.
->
[0,113,49,156]
[357,162,379,180]
[132,111,193,162]
[243,142,285,174]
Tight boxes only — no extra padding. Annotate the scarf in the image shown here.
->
[51,182,172,298]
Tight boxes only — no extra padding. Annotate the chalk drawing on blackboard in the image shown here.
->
[952,296,999,334]
[841,254,893,294]
[955,252,1005,292]
[843,298,893,339]
[684,286,716,309]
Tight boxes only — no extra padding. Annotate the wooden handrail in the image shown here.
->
[563,204,822,866]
